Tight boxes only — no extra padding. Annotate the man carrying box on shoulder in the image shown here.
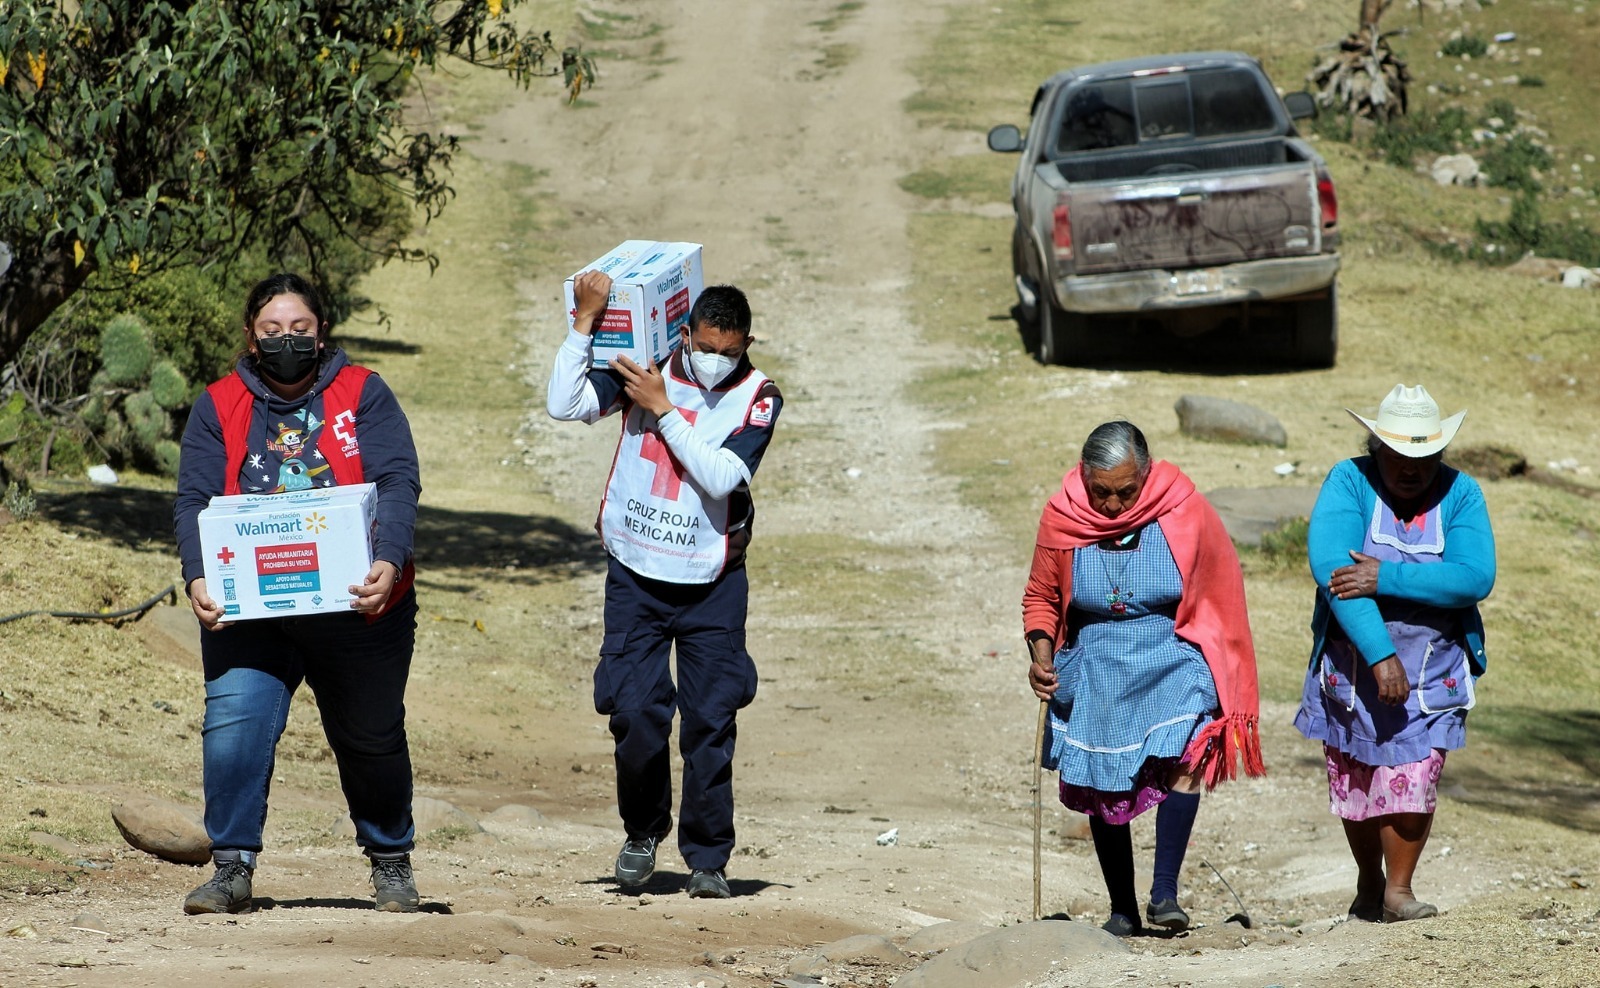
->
[547,269,782,899]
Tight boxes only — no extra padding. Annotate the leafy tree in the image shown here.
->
[0,0,594,371]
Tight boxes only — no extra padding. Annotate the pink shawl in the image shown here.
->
[1031,460,1266,787]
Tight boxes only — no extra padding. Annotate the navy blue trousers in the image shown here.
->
[596,558,758,871]
[198,590,417,858]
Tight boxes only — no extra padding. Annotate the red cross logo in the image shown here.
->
[216,546,236,564]
[650,306,659,321]
[569,307,578,320]
[638,408,697,499]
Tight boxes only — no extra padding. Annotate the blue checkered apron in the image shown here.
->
[1041,523,1219,792]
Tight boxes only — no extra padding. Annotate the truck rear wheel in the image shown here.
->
[1038,303,1092,365]
[1292,286,1338,368]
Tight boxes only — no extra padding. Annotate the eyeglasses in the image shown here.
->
[253,324,318,339]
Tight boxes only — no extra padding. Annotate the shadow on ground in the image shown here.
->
[35,486,606,586]
[1447,705,1600,833]
[1000,304,1328,376]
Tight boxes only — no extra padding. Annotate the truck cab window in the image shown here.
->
[1058,81,1136,152]
[1135,78,1193,140]
[1192,68,1277,137]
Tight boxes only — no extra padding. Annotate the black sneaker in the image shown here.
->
[1145,898,1190,931]
[686,868,731,899]
[1101,912,1141,937]
[371,854,420,912]
[184,861,253,915]
[614,835,662,887]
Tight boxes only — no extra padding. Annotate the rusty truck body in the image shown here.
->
[987,51,1341,366]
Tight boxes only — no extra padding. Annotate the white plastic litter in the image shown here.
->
[875,828,898,846]
[1273,462,1297,477]
[86,464,119,486]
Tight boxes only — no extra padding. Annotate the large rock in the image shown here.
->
[1173,395,1286,447]
[111,797,210,864]
[902,920,991,955]
[1560,266,1595,289]
[893,921,1127,988]
[1205,486,1320,546]
[1430,153,1480,186]
[482,804,546,827]
[787,934,908,976]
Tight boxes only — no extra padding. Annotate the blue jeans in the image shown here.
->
[596,559,758,871]
[199,589,418,857]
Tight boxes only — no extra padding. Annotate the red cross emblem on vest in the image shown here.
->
[638,408,697,500]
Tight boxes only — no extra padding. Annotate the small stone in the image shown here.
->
[68,912,109,935]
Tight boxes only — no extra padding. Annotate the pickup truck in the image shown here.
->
[987,51,1341,366]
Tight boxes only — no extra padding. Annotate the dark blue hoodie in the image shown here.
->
[173,349,421,591]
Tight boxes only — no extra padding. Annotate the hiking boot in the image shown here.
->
[184,861,254,915]
[614,835,663,887]
[686,868,732,899]
[1145,898,1190,931]
[370,854,420,912]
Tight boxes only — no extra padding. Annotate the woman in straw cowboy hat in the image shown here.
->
[1295,384,1496,923]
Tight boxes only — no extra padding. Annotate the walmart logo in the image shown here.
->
[303,511,328,534]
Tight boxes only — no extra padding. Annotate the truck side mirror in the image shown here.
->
[987,124,1023,153]
[1282,91,1317,121]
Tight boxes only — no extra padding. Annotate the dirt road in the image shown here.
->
[4,1,1596,986]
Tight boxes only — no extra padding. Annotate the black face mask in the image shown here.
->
[255,335,319,384]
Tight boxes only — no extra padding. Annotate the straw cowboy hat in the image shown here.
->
[1347,384,1466,458]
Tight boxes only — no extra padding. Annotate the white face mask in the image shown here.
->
[688,350,738,388]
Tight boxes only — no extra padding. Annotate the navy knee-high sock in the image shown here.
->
[1088,815,1138,921]
[1150,791,1202,903]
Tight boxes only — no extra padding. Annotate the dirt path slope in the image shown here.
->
[4,2,1597,987]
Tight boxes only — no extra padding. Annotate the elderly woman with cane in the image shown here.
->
[1024,420,1264,936]
[1295,384,1494,923]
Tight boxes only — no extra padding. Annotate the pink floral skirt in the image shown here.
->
[1323,745,1445,820]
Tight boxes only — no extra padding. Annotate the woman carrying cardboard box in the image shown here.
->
[172,273,423,915]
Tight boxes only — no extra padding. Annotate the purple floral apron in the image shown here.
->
[1300,495,1473,767]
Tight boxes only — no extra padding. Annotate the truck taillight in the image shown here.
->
[1052,201,1073,261]
[1317,172,1338,231]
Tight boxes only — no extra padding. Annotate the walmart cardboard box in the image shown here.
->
[198,484,377,620]
[564,240,705,368]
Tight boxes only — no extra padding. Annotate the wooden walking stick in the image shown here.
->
[1032,697,1047,921]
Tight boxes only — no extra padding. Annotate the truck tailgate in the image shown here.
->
[1064,164,1320,275]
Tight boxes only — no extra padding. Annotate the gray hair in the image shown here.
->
[1081,420,1151,476]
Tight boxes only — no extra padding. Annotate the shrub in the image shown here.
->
[1481,133,1553,192]
[99,315,154,386]
[1370,106,1472,168]
[1259,516,1310,567]
[147,361,191,410]
[3,481,37,521]
[1474,192,1600,266]
[1440,34,1489,58]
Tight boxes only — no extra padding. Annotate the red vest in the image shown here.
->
[205,366,415,615]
